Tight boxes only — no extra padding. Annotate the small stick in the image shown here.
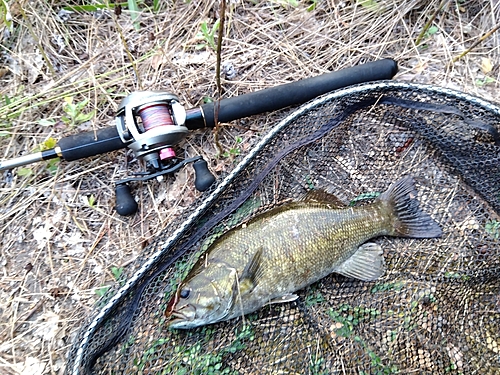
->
[12,298,45,334]
[451,23,500,64]
[415,0,449,46]
[213,0,226,155]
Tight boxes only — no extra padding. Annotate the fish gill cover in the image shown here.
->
[66,82,500,374]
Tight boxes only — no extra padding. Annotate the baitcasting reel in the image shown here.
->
[113,92,215,216]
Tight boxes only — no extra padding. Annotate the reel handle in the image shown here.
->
[193,159,216,191]
[115,184,138,216]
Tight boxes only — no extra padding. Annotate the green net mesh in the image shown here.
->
[65,81,500,375]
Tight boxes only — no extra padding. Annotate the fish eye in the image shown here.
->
[179,289,190,299]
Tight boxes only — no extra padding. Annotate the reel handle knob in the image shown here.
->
[193,159,215,191]
[115,184,138,216]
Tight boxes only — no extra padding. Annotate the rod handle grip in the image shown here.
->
[193,58,398,129]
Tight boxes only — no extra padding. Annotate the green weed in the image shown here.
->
[370,281,404,294]
[424,25,439,38]
[16,138,60,176]
[86,194,97,208]
[485,220,500,239]
[95,285,111,297]
[306,0,318,12]
[61,97,96,128]
[444,271,470,281]
[222,136,243,158]
[94,266,124,298]
[328,304,397,374]
[127,0,141,30]
[33,137,57,151]
[196,19,220,50]
[309,353,327,374]
[303,175,315,190]
[0,0,12,32]
[16,168,33,177]
[111,266,124,280]
[305,289,325,307]
[358,0,382,12]
[327,304,380,338]
[137,322,254,374]
[476,76,496,86]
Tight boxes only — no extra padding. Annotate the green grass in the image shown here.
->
[196,19,220,50]
[304,288,325,307]
[61,97,96,128]
[136,321,255,374]
[485,220,500,239]
[327,304,397,374]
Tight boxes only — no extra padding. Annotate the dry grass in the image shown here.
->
[0,0,499,374]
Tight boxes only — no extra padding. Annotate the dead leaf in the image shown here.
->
[151,52,165,71]
[482,57,493,73]
[0,67,9,78]
[34,311,60,341]
[19,357,46,375]
[413,61,428,74]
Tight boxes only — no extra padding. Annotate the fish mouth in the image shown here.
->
[167,310,198,329]
[166,306,196,326]
[170,310,190,320]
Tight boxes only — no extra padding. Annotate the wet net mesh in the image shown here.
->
[65,81,500,375]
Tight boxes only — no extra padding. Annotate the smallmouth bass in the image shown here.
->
[166,176,441,329]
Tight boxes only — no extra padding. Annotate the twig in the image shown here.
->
[451,23,500,64]
[113,11,142,89]
[11,298,45,334]
[415,0,449,46]
[213,0,226,155]
[18,2,56,77]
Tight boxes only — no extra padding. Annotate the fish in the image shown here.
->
[165,176,442,329]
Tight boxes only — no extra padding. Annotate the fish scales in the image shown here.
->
[217,205,389,292]
[166,176,442,329]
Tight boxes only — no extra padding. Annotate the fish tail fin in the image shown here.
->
[378,176,442,238]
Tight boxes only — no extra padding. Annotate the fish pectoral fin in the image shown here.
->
[334,242,385,281]
[265,293,299,306]
[238,247,264,295]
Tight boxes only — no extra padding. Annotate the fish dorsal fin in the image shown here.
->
[334,242,385,281]
[238,247,263,295]
[299,189,346,208]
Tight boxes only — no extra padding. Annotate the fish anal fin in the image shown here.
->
[300,189,346,208]
[265,293,299,306]
[334,242,385,281]
[238,247,263,295]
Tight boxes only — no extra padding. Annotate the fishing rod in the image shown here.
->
[0,59,398,215]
